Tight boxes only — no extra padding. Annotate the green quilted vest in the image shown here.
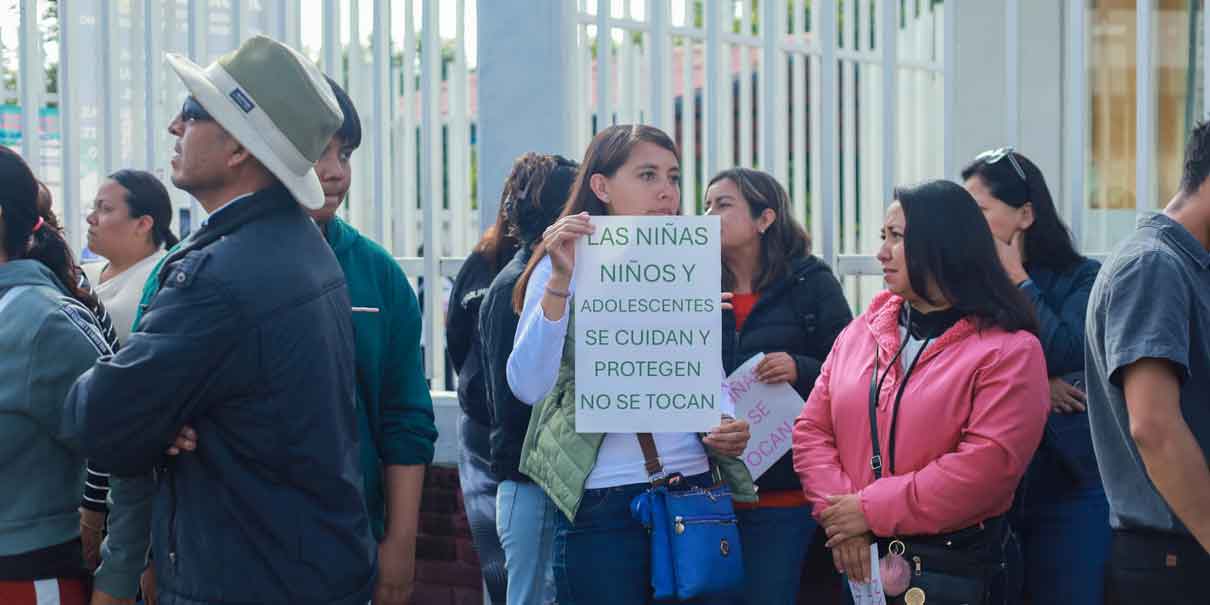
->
[518,312,757,521]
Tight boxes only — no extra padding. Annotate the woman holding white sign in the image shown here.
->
[507,124,755,604]
[705,168,852,605]
[792,180,1049,605]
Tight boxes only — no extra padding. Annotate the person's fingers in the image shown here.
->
[832,546,846,574]
[166,446,180,456]
[844,544,866,583]
[860,543,872,584]
[1067,383,1088,402]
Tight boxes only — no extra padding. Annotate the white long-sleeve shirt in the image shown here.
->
[507,255,734,489]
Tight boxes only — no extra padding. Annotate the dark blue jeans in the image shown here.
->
[732,505,816,605]
[1009,447,1111,605]
[552,472,727,605]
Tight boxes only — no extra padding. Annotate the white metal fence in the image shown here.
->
[571,0,949,309]
[7,1,1208,392]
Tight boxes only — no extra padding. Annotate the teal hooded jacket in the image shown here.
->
[0,260,109,560]
[323,217,437,539]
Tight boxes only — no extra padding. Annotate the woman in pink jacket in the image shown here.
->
[793,180,1049,605]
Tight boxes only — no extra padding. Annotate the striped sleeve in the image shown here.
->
[76,269,120,513]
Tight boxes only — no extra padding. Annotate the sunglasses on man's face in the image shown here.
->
[974,147,1027,183]
[178,97,214,123]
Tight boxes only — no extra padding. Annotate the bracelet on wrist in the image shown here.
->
[545,285,571,299]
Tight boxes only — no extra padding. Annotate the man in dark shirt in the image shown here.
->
[1086,120,1210,603]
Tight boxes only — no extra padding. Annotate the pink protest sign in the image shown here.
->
[723,353,806,480]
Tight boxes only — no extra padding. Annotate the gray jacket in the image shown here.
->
[0,260,109,559]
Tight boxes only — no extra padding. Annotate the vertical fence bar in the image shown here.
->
[759,0,779,175]
[59,0,81,251]
[421,0,446,388]
[809,0,823,247]
[794,0,807,227]
[648,0,669,131]
[1204,0,1210,120]
[942,0,955,178]
[704,0,721,177]
[101,1,115,176]
[145,0,164,176]
[1137,0,1153,214]
[370,0,389,244]
[818,0,837,268]
[680,34,698,215]
[322,0,339,74]
[18,0,44,168]
[401,0,419,255]
[282,0,301,49]
[450,0,471,253]
[597,1,612,127]
[1005,0,1019,146]
[739,0,754,168]
[841,0,856,260]
[1067,0,1086,244]
[720,1,736,168]
[881,0,896,210]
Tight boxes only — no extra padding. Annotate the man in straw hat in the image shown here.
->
[64,35,376,604]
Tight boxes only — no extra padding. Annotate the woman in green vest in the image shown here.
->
[506,124,756,604]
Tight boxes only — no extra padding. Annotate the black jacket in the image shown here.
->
[447,249,498,428]
[722,255,851,493]
[65,186,375,605]
[479,248,532,482]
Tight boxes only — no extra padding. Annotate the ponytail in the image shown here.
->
[25,213,100,313]
[109,169,178,250]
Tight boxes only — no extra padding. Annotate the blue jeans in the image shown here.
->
[457,415,507,604]
[731,505,816,605]
[1009,447,1111,605]
[553,472,728,605]
[496,480,558,604]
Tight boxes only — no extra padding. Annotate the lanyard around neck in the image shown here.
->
[868,333,932,478]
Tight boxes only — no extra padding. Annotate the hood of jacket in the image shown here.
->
[0,259,72,296]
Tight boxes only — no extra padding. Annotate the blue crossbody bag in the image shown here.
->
[629,432,745,601]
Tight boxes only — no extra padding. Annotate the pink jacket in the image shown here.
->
[793,291,1048,537]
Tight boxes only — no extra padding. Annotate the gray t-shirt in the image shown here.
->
[1086,212,1210,533]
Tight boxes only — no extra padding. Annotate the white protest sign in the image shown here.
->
[725,353,805,479]
[574,215,722,433]
[847,544,888,605]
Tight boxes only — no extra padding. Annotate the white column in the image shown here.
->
[880,0,897,208]
[475,0,575,225]
[421,0,445,389]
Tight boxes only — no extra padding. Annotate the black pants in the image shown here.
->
[1107,529,1210,605]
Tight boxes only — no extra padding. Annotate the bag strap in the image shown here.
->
[868,335,932,478]
[636,433,665,481]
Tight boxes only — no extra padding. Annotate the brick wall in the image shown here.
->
[414,465,484,605]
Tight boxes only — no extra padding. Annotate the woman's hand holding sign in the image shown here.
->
[542,213,594,322]
[703,416,751,457]
[544,212,594,282]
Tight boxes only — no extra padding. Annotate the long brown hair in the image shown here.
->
[709,168,811,292]
[511,124,680,312]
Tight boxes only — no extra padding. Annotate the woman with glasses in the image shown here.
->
[793,179,1049,605]
[962,148,1108,605]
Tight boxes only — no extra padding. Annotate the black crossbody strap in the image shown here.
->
[868,335,932,478]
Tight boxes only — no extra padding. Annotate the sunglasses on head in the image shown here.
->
[179,96,214,122]
[975,147,1027,183]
